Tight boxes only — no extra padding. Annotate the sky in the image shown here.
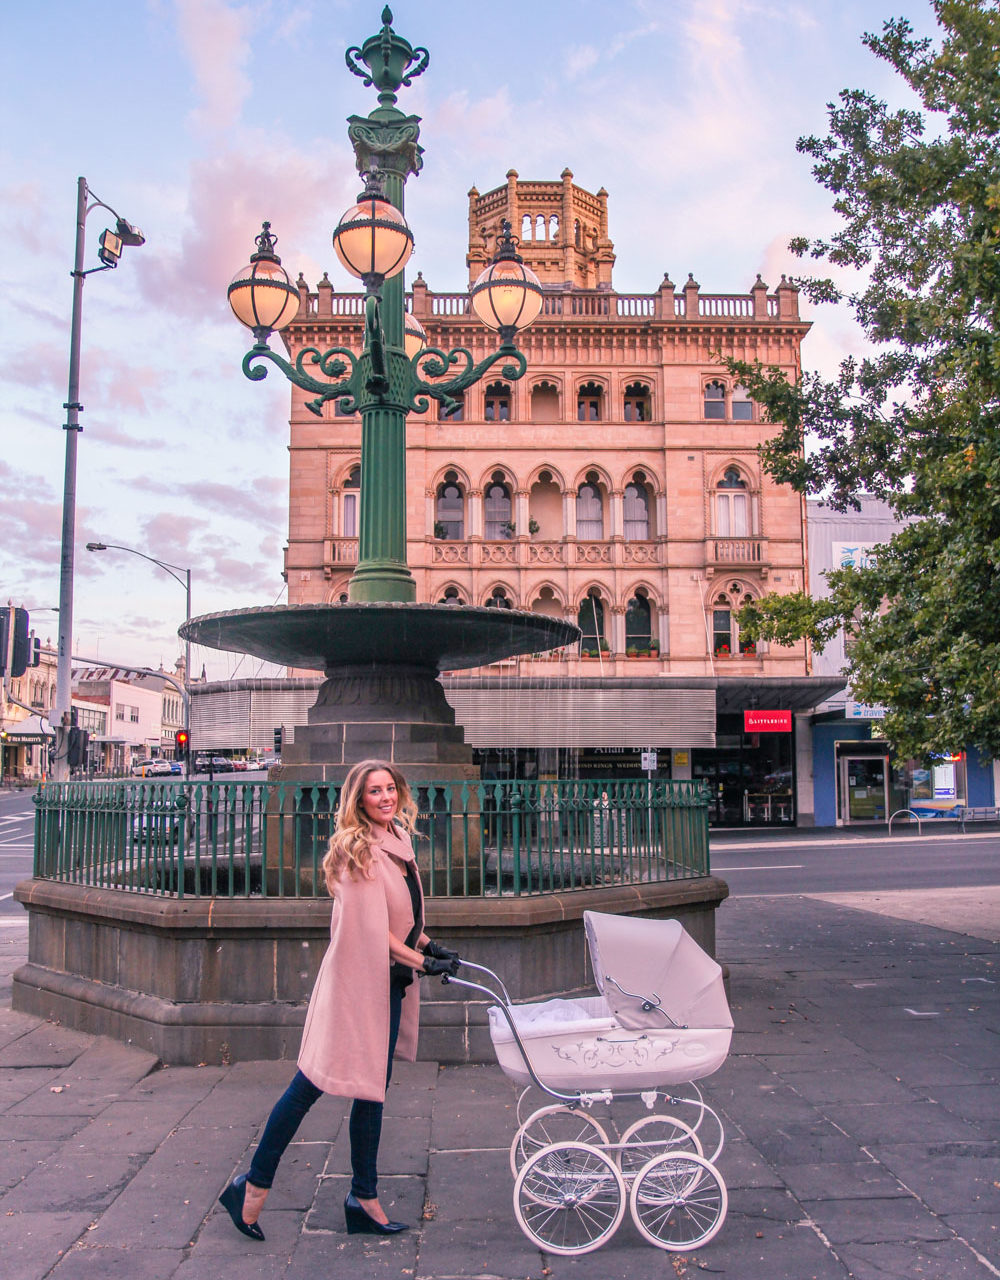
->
[1,0,942,680]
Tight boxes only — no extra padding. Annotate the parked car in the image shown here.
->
[231,758,248,772]
[193,755,211,773]
[210,757,235,773]
[131,759,172,777]
[168,761,183,775]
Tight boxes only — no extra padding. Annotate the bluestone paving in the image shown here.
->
[2,881,999,1278]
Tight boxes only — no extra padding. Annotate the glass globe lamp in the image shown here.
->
[404,312,426,358]
[332,172,414,287]
[228,223,300,336]
[470,219,543,341]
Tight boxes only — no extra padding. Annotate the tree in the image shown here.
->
[726,0,1000,762]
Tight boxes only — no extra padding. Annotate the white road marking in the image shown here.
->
[713,864,804,872]
[904,1008,941,1018]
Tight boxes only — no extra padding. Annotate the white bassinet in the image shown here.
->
[488,911,733,1092]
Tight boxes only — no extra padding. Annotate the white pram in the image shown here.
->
[447,910,734,1255]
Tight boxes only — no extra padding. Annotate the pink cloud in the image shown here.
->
[174,0,255,135]
[134,141,353,323]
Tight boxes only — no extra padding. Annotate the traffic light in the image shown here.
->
[0,610,7,676]
[174,728,190,758]
[273,727,283,754]
[9,608,30,678]
[67,727,90,769]
[30,635,40,668]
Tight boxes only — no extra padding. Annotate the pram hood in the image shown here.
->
[584,911,733,1031]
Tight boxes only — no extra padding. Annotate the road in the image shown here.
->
[710,829,1000,896]
[3,781,999,914]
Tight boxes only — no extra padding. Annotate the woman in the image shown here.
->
[218,759,460,1239]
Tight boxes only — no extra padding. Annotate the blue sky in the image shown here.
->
[1,0,940,678]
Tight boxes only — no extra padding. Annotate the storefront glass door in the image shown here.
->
[841,756,888,822]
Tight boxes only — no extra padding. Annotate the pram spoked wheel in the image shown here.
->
[616,1113,702,1173]
[514,1141,626,1255]
[509,1104,611,1176]
[629,1151,728,1251]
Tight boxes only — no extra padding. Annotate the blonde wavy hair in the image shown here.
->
[322,759,419,891]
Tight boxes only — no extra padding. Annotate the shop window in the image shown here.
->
[716,467,750,537]
[342,465,360,538]
[731,385,754,420]
[435,471,464,539]
[484,382,511,422]
[576,471,604,539]
[623,472,650,540]
[484,472,513,540]
[486,586,512,609]
[625,592,652,649]
[703,380,726,419]
[623,383,651,422]
[578,589,605,650]
[531,381,560,424]
[438,391,464,422]
[577,382,603,421]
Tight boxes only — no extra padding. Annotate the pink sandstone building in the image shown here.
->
[276,171,840,826]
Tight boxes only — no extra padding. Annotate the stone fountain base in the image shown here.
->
[12,875,728,1065]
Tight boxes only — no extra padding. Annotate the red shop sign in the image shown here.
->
[744,710,792,733]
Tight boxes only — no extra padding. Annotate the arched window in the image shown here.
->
[577,589,605,649]
[435,470,464,539]
[576,472,604,539]
[438,391,464,422]
[549,214,559,239]
[439,586,462,605]
[716,467,750,537]
[342,465,360,538]
[713,602,733,656]
[486,586,512,609]
[521,214,532,240]
[484,472,513,540]
[623,471,650,541]
[625,592,652,650]
[703,380,726,419]
[535,213,545,240]
[531,381,560,424]
[623,382,651,422]
[531,586,562,618]
[711,584,755,656]
[484,382,510,422]
[577,382,603,421]
[731,385,753,420]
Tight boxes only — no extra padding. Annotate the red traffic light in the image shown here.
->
[174,729,190,755]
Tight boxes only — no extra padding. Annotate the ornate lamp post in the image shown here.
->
[226,6,542,605]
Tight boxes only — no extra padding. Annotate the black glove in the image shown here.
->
[422,954,461,977]
[423,939,460,963]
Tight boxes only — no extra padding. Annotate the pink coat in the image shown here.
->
[297,824,423,1101]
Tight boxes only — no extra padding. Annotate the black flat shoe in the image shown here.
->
[219,1173,265,1241]
[344,1191,409,1235]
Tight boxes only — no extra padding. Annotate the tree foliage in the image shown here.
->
[727,0,1000,761]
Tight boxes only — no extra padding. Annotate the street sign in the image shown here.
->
[744,710,792,733]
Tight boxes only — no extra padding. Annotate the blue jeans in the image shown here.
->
[248,983,403,1200]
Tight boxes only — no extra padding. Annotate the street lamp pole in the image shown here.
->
[226,8,542,605]
[52,178,144,783]
[86,543,192,777]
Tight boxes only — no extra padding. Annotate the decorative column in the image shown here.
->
[610,488,624,539]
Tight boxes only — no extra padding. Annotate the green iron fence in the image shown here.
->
[32,778,711,899]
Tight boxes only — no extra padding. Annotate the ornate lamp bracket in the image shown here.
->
[408,343,527,418]
[242,342,361,418]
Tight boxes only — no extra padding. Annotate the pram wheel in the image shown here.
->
[617,1114,702,1173]
[628,1151,728,1251]
[510,1104,611,1177]
[514,1141,626,1255]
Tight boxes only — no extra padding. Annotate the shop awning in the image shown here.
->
[443,678,718,748]
[2,714,55,745]
[714,676,846,713]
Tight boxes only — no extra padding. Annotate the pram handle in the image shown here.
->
[441,961,590,1105]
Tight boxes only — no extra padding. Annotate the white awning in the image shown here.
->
[443,684,716,748]
[3,714,54,742]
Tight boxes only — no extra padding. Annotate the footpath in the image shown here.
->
[1,853,998,1279]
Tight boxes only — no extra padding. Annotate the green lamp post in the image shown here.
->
[227,6,543,605]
